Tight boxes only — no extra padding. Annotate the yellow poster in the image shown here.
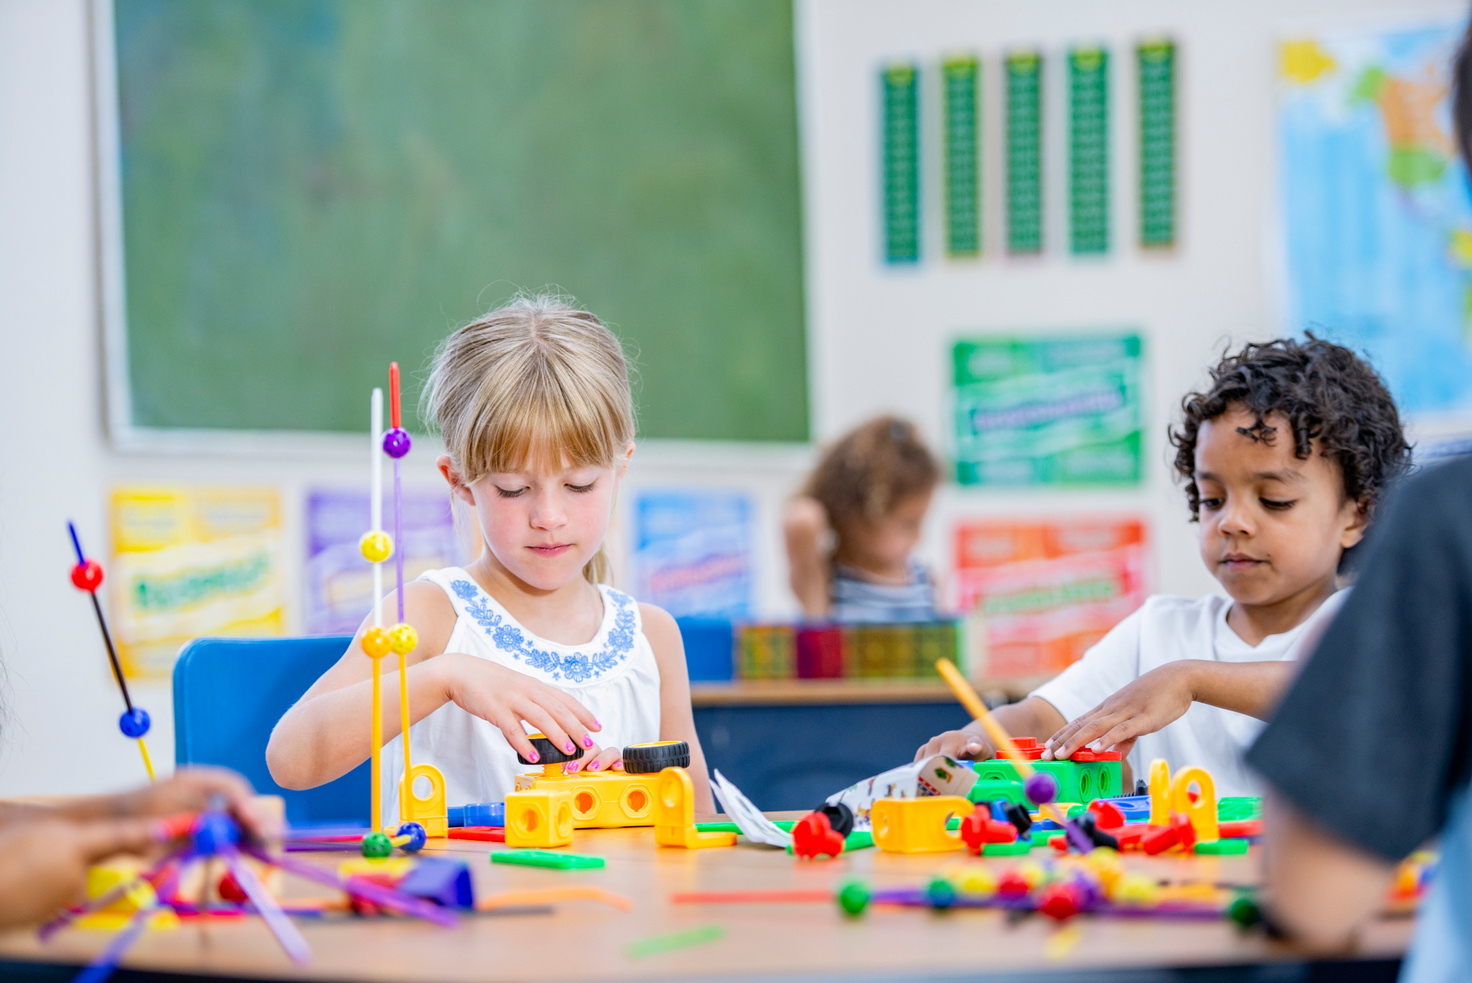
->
[110,487,285,678]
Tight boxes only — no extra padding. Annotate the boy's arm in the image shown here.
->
[1045,659,1294,761]
[783,497,831,619]
[913,697,1066,761]
[641,604,716,813]
[1258,794,1394,949]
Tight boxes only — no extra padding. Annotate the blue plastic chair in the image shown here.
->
[173,635,369,827]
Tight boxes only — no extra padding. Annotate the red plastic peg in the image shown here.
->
[1087,800,1126,831]
[792,811,845,859]
[1037,882,1082,921]
[960,805,1018,854]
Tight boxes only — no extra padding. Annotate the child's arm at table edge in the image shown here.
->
[1259,793,1396,949]
[642,602,716,813]
[266,582,601,790]
[1044,660,1293,761]
[913,697,1067,763]
[783,496,831,619]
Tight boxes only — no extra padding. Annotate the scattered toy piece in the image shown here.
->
[490,850,605,870]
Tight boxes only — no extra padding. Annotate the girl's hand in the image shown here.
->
[1044,663,1196,762]
[60,767,278,842]
[914,729,996,762]
[439,653,601,762]
[565,744,623,774]
[0,816,158,928]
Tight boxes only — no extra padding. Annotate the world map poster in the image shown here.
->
[1280,21,1472,416]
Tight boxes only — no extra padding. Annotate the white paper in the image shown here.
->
[711,769,792,848]
[825,755,979,830]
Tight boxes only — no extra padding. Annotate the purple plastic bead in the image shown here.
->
[382,427,412,459]
[1024,772,1057,806]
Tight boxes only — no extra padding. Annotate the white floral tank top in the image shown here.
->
[380,567,662,824]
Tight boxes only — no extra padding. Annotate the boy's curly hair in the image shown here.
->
[1169,335,1410,521]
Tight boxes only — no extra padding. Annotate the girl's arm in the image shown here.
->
[266,582,601,789]
[640,603,716,813]
[783,497,831,619]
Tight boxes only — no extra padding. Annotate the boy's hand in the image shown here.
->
[1044,663,1195,761]
[441,653,601,762]
[913,729,996,762]
[565,744,623,774]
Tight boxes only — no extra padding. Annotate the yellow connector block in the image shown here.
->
[871,796,970,854]
[77,860,178,931]
[514,769,659,829]
[654,767,734,849]
[504,787,575,848]
[398,763,449,838]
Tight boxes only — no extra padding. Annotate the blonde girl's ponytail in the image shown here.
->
[422,292,635,585]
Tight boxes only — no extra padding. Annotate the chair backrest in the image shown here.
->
[173,635,369,827]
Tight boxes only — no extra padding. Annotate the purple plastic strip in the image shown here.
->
[245,845,457,928]
[70,905,154,983]
[220,850,311,964]
[39,847,189,941]
[393,460,405,623]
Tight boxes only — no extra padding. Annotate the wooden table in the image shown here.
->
[0,816,1413,982]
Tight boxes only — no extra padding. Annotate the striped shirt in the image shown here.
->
[829,562,938,623]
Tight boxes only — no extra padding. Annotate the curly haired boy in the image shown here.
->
[917,336,1410,795]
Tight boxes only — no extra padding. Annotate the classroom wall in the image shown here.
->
[0,0,1459,796]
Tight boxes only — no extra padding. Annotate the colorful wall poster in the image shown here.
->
[951,332,1143,486]
[943,56,981,258]
[1069,47,1110,255]
[632,489,754,619]
[1138,39,1177,248]
[1005,51,1044,254]
[1280,22,1472,415]
[953,517,1148,680]
[110,487,285,678]
[304,488,467,635]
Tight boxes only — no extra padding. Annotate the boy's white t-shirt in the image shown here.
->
[1030,591,1346,798]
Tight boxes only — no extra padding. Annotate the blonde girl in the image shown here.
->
[267,295,714,814]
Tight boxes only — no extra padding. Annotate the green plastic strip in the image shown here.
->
[943,56,980,257]
[982,840,1033,856]
[1005,51,1043,254]
[490,849,605,870]
[1194,838,1250,855]
[882,63,920,263]
[1138,39,1176,247]
[1069,47,1109,254]
[696,820,796,834]
[626,923,725,959]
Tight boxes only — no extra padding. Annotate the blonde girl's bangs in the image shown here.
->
[465,367,627,479]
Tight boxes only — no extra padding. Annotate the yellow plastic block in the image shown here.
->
[870,796,969,854]
[653,768,735,849]
[1148,758,1171,826]
[77,861,178,931]
[398,763,449,838]
[339,857,416,880]
[514,769,659,829]
[504,787,575,848]
[1170,766,1219,842]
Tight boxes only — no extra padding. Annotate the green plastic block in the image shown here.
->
[696,820,796,835]
[967,779,1027,805]
[490,850,605,870]
[982,840,1033,856]
[1194,838,1249,855]
[1218,797,1262,822]
[968,758,1122,803]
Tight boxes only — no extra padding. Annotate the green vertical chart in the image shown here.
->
[1138,40,1176,248]
[1005,52,1043,254]
[1069,48,1109,255]
[943,57,980,257]
[882,63,920,263]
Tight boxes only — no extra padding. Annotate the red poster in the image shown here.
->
[954,518,1148,679]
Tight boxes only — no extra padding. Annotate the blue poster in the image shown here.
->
[1280,22,1472,414]
[632,489,754,619]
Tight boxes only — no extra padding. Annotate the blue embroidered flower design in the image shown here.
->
[448,579,636,683]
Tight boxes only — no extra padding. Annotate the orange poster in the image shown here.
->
[954,518,1148,680]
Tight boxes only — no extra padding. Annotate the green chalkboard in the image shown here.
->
[108,0,807,441]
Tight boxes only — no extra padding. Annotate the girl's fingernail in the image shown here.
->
[583,736,594,749]
[592,720,602,729]
[528,751,540,763]
[565,742,576,755]
[612,761,623,770]
[589,762,601,771]
[567,762,579,772]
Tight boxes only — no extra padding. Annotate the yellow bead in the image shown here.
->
[361,626,391,659]
[359,531,393,563]
[953,865,997,896]
[1116,873,1160,905]
[389,623,418,655]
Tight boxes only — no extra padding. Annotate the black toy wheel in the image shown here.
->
[817,802,855,837]
[622,741,690,773]
[517,733,580,766]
